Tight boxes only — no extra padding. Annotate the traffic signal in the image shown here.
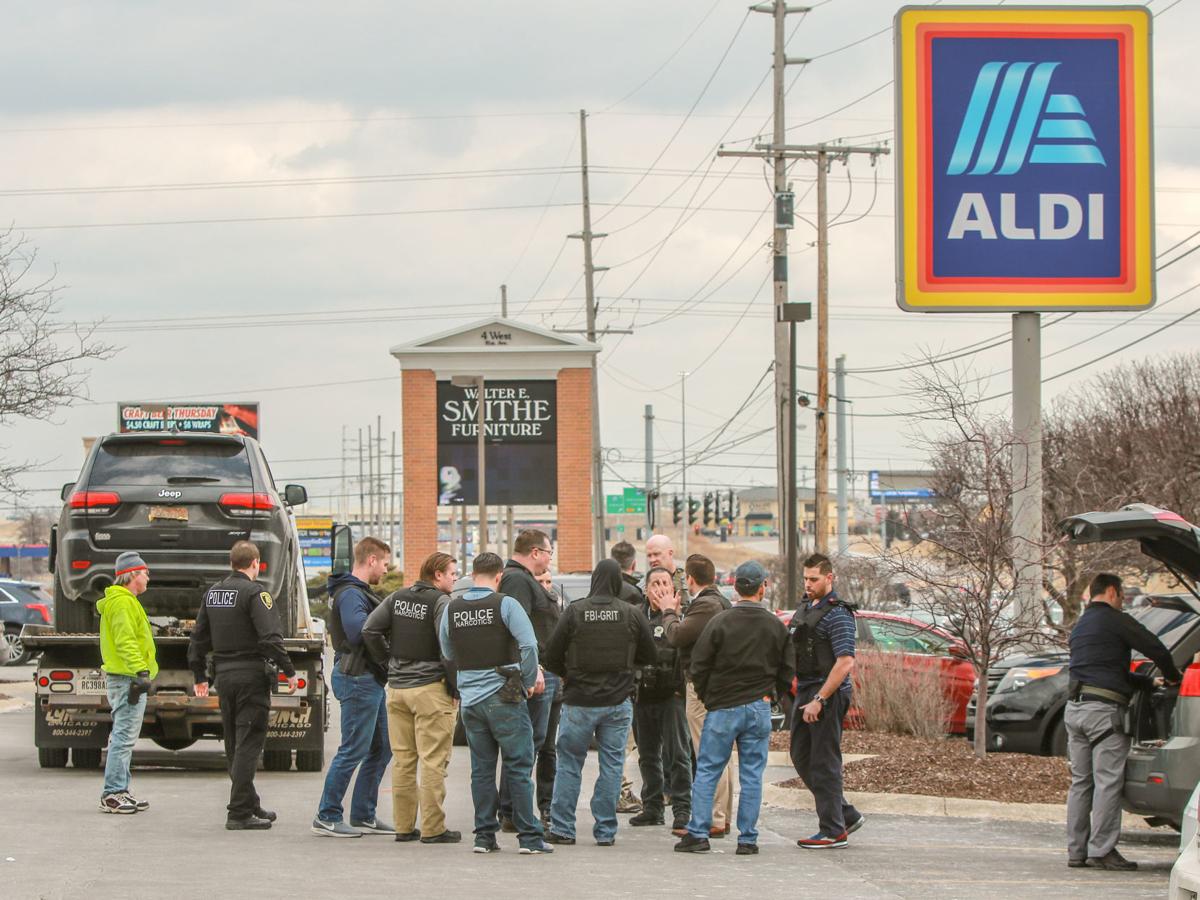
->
[703,492,714,526]
[730,489,740,520]
[672,494,683,525]
[687,495,699,525]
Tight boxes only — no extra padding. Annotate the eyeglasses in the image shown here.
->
[534,546,553,556]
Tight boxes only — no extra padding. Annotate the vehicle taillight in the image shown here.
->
[68,491,120,513]
[297,678,307,690]
[219,493,276,513]
[38,676,49,687]
[158,439,186,445]
[49,670,73,682]
[1179,665,1200,698]
[71,560,90,570]
[26,603,51,624]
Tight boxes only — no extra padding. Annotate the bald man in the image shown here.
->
[644,536,686,603]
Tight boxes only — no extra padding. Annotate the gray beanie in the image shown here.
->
[115,551,148,577]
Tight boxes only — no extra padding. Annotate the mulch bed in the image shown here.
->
[771,729,1071,805]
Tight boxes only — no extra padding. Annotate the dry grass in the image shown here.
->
[851,650,954,740]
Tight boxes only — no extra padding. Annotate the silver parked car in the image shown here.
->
[1060,504,1200,829]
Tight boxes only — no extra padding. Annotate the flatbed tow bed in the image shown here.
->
[22,624,328,772]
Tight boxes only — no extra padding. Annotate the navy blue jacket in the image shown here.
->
[1068,601,1182,697]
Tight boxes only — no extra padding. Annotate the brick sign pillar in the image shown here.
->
[401,369,438,575]
[555,367,592,573]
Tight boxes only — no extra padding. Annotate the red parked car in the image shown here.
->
[776,608,975,734]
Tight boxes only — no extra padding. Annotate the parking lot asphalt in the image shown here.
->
[0,662,1178,899]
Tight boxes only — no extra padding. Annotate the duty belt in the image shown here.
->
[1070,683,1130,706]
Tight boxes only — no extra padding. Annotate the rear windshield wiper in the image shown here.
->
[166,476,223,484]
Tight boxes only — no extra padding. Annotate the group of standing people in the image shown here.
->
[95,528,866,857]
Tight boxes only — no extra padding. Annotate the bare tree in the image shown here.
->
[0,232,110,493]
[882,360,1052,759]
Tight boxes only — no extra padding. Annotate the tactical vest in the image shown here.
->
[386,584,442,662]
[447,592,519,670]
[638,617,682,702]
[791,600,848,680]
[568,597,637,673]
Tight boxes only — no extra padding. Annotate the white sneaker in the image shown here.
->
[99,794,138,815]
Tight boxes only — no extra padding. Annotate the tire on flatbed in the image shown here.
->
[54,580,97,634]
[262,749,292,771]
[39,747,69,768]
[295,748,323,772]
[72,747,102,769]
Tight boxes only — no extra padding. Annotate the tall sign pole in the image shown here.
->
[895,6,1155,622]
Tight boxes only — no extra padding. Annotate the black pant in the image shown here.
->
[536,695,563,816]
[789,687,860,837]
[217,667,270,821]
[635,694,692,820]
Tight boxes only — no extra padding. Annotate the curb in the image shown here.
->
[0,698,31,714]
[762,782,1175,838]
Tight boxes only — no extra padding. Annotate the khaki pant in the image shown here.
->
[385,681,456,836]
[622,724,640,791]
[686,681,733,830]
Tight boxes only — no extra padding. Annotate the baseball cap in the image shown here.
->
[734,560,768,595]
[115,551,148,576]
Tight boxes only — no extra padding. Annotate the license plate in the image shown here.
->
[149,505,188,523]
[79,675,107,695]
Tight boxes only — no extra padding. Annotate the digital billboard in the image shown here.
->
[118,402,260,439]
[435,380,557,506]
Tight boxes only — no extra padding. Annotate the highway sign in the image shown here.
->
[895,6,1153,311]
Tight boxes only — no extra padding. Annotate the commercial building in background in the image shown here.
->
[117,402,260,438]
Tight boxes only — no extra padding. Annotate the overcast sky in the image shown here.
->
[4,0,1199,518]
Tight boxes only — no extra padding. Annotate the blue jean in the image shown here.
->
[317,669,390,823]
[461,692,543,849]
[500,671,560,818]
[687,699,772,844]
[102,674,146,797]
[550,700,633,842]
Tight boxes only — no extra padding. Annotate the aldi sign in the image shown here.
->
[895,6,1153,311]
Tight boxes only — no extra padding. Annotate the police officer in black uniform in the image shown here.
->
[630,566,692,834]
[543,559,657,847]
[1065,572,1182,871]
[188,540,296,830]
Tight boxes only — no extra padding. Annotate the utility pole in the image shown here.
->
[340,425,347,524]
[718,141,888,555]
[570,109,608,567]
[390,431,397,562]
[835,354,849,555]
[679,372,688,560]
[357,429,365,532]
[644,405,654,493]
[743,0,810,559]
[1012,313,1042,624]
[500,283,508,318]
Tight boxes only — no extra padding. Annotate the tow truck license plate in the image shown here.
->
[149,506,188,523]
[79,674,107,695]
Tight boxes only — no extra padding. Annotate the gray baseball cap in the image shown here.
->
[114,551,148,576]
[734,559,768,595]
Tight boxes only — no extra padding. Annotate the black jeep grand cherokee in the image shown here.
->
[51,432,307,633]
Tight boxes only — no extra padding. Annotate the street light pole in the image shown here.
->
[679,371,688,561]
[476,375,487,554]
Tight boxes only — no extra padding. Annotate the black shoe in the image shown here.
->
[253,808,277,823]
[736,843,759,855]
[226,815,272,831]
[629,811,665,827]
[544,832,575,845]
[394,829,422,843]
[1068,858,1088,868]
[596,838,615,847]
[472,840,500,854]
[845,814,865,835]
[1088,849,1138,871]
[500,816,518,834]
[420,830,462,844]
[674,834,710,853]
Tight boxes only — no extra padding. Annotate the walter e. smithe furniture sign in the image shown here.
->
[895,6,1154,311]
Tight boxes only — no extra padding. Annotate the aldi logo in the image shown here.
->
[895,7,1154,311]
